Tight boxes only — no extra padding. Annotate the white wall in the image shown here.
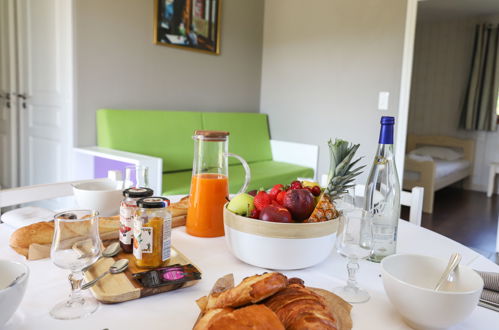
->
[260,0,409,182]
[74,0,264,146]
[408,14,499,192]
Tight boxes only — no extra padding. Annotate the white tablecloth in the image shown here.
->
[1,218,498,329]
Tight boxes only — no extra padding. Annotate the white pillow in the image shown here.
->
[410,146,463,161]
[407,153,433,162]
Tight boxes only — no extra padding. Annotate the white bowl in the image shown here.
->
[0,260,29,327]
[73,180,123,216]
[223,206,338,270]
[381,254,483,330]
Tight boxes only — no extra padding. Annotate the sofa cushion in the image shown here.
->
[97,109,202,172]
[201,112,273,165]
[162,161,314,195]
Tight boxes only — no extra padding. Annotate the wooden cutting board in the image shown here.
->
[83,215,202,304]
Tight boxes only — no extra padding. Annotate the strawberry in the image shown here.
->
[276,190,287,205]
[249,208,260,219]
[290,180,302,190]
[254,190,272,211]
[269,184,284,200]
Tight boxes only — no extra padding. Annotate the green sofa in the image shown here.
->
[95,109,316,195]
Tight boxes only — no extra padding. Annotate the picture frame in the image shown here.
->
[154,0,221,55]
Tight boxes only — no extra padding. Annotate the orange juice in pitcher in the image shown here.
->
[186,131,250,237]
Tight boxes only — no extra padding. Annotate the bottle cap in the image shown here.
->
[379,116,395,144]
[380,116,395,125]
[137,197,170,208]
[123,187,154,198]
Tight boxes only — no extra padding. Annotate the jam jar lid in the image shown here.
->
[123,187,154,198]
[137,197,170,208]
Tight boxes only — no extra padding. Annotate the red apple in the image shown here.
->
[283,189,315,221]
[259,205,292,223]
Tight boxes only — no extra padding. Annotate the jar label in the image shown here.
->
[162,214,172,262]
[133,225,153,260]
[119,204,135,245]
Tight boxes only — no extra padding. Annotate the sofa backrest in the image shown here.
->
[97,109,273,172]
[201,112,273,165]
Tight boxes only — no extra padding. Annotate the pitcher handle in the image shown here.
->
[225,152,251,194]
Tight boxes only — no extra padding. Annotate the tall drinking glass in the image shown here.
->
[50,210,101,319]
[123,165,149,190]
[332,209,373,303]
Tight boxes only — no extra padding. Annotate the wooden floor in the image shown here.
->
[401,187,499,263]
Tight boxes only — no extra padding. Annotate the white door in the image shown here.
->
[16,0,73,187]
[0,0,18,189]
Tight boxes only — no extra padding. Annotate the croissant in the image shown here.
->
[204,272,288,310]
[264,283,338,330]
[194,305,284,330]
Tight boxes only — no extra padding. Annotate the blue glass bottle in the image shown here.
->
[363,116,400,262]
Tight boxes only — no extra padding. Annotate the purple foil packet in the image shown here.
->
[132,264,201,288]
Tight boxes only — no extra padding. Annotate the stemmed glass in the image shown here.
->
[332,208,373,303]
[123,165,149,189]
[50,210,101,320]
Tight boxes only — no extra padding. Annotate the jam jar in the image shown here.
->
[119,187,154,253]
[133,197,172,268]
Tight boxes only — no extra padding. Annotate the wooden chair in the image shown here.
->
[320,175,424,226]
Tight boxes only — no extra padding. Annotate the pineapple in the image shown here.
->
[305,139,364,222]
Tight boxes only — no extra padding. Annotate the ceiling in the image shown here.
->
[418,0,499,20]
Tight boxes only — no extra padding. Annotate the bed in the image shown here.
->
[403,134,475,213]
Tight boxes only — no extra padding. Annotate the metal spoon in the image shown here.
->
[82,259,129,290]
[82,242,121,271]
[434,252,462,291]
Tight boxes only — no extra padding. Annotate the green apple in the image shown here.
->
[227,193,255,216]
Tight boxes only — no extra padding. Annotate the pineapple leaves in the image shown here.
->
[325,138,364,199]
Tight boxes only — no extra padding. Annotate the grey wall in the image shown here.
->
[75,0,264,146]
[408,14,499,192]
[260,0,409,182]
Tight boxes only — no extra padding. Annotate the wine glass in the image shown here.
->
[50,210,101,320]
[332,208,373,303]
[123,165,149,189]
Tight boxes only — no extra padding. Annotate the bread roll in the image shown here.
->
[167,195,189,217]
[264,283,339,330]
[205,272,288,310]
[194,305,284,330]
[9,196,189,258]
[9,217,119,258]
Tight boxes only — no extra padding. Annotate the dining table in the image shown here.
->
[1,195,499,330]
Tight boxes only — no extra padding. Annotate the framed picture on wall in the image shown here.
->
[154,0,221,55]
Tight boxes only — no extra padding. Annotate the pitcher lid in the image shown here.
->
[193,130,230,141]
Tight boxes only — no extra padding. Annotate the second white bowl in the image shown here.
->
[381,254,483,330]
[73,180,123,216]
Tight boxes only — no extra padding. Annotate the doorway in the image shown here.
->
[0,0,74,193]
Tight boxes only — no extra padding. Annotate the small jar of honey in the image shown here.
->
[133,197,171,268]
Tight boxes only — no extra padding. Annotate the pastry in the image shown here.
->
[194,305,284,330]
[264,283,339,329]
[204,272,288,310]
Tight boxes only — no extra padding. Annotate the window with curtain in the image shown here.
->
[460,23,499,132]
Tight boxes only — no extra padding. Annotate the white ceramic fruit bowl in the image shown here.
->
[381,254,483,330]
[0,260,29,327]
[72,180,123,216]
[223,205,338,270]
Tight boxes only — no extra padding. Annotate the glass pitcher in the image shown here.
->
[186,130,251,237]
